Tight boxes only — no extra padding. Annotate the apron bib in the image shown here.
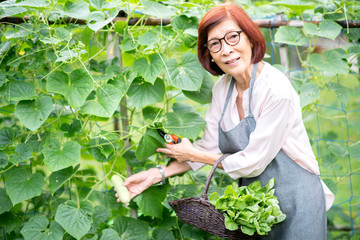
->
[218,63,327,240]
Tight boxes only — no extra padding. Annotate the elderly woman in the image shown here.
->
[116,3,334,239]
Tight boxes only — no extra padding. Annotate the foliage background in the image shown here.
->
[0,0,359,239]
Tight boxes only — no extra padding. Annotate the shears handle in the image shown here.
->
[157,129,181,144]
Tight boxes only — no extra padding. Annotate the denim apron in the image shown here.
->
[218,63,327,240]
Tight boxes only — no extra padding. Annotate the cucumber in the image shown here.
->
[111,175,131,205]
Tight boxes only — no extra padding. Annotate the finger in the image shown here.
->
[156,147,172,154]
[115,193,119,198]
[114,187,117,192]
[116,198,121,202]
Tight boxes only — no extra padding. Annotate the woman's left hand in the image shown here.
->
[156,138,195,162]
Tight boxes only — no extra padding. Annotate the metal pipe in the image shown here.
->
[1,16,359,28]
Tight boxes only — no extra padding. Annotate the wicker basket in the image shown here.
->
[168,154,257,240]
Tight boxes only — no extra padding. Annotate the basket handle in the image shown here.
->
[201,153,231,200]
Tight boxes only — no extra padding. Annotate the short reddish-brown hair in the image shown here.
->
[198,3,266,76]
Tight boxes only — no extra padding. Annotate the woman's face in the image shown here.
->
[207,18,253,78]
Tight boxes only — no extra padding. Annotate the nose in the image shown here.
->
[221,40,233,55]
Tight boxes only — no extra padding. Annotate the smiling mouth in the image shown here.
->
[225,57,240,64]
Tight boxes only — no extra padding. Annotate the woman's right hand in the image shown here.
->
[114,168,161,203]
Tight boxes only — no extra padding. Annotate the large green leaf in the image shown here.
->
[1,212,16,237]
[274,26,308,46]
[127,78,165,109]
[0,212,22,233]
[164,111,206,140]
[0,5,27,18]
[80,84,121,118]
[138,30,158,46]
[0,81,37,101]
[171,15,198,31]
[113,216,149,240]
[181,224,206,240]
[348,45,360,55]
[55,201,93,240]
[47,69,93,108]
[87,8,119,32]
[303,20,342,40]
[90,206,110,234]
[326,83,350,104]
[15,95,53,131]
[327,142,346,157]
[49,166,77,194]
[89,0,103,9]
[345,28,360,42]
[100,228,120,240]
[88,138,115,162]
[140,0,175,18]
[271,0,315,12]
[322,179,338,195]
[133,54,164,84]
[5,167,44,205]
[142,106,163,122]
[182,72,213,104]
[114,21,127,34]
[349,142,360,162]
[309,50,348,75]
[14,0,49,7]
[55,0,90,19]
[4,23,33,39]
[9,143,32,164]
[20,216,64,240]
[119,36,138,52]
[42,138,80,172]
[108,68,137,97]
[133,185,169,218]
[314,2,336,14]
[166,53,204,91]
[299,83,320,108]
[0,151,8,168]
[136,128,165,161]
[153,228,175,240]
[55,49,82,62]
[0,127,16,146]
[0,188,12,214]
[0,72,8,88]
[55,27,71,41]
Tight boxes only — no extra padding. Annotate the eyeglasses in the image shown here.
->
[205,31,242,53]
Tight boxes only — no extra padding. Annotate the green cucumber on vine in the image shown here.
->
[111,174,131,205]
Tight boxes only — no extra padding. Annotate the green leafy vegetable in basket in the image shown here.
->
[209,178,286,236]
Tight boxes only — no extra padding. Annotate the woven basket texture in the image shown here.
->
[169,197,256,240]
[168,154,258,240]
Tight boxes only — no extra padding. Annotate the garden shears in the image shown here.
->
[157,129,181,144]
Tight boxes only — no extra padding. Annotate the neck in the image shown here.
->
[234,62,262,91]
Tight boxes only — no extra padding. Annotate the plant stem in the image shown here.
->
[295,46,305,67]
[84,149,120,201]
[85,33,118,64]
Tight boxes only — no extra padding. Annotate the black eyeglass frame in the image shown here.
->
[205,30,243,53]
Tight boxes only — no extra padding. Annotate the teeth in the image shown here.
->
[227,58,239,64]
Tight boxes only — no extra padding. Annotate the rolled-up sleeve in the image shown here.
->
[222,98,295,179]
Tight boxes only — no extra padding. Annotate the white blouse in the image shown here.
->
[187,62,334,211]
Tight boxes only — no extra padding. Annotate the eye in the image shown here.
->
[227,33,238,40]
[208,40,219,47]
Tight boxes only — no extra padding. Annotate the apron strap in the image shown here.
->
[218,63,259,126]
[248,62,258,115]
[218,77,235,126]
